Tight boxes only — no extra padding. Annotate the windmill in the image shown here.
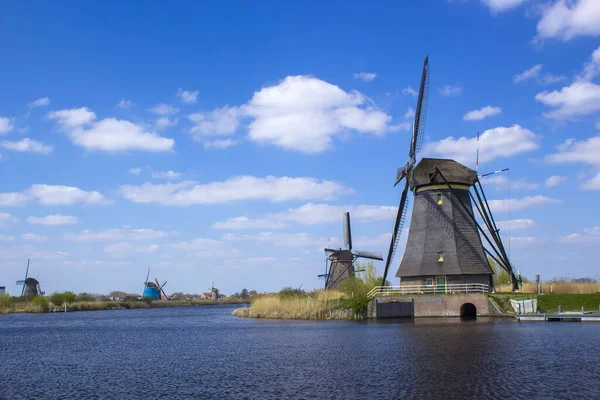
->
[319,212,384,289]
[209,281,219,300]
[16,259,44,297]
[142,268,169,300]
[381,56,519,291]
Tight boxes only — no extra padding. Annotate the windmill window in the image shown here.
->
[437,193,443,205]
[437,252,444,262]
[426,278,433,286]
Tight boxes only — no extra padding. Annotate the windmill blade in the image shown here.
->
[343,212,352,251]
[381,179,411,286]
[353,250,383,261]
[410,55,430,159]
[145,267,150,285]
[161,281,167,288]
[24,259,30,280]
[394,167,407,187]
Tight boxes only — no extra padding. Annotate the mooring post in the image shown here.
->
[558,305,562,313]
[581,306,584,314]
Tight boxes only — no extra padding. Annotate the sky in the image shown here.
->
[1,0,600,295]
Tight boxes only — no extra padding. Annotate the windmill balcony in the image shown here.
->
[367,283,489,299]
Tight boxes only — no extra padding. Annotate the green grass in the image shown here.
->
[537,293,600,313]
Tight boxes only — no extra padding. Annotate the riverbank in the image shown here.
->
[0,298,249,314]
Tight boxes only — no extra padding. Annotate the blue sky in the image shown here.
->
[1,0,600,295]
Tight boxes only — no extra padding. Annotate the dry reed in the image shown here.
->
[496,281,600,294]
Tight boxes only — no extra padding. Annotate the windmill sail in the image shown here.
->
[343,212,352,251]
[411,56,429,158]
[353,250,383,261]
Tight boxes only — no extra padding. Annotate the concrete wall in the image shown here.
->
[368,293,490,318]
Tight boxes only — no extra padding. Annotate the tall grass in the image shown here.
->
[496,279,600,294]
[232,290,352,320]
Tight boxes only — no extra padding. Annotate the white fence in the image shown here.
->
[367,283,489,299]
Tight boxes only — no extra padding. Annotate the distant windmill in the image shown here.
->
[380,56,518,291]
[209,281,219,300]
[15,259,44,297]
[142,268,169,300]
[319,212,384,289]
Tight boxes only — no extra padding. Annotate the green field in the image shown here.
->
[489,293,600,314]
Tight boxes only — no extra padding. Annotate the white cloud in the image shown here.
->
[21,233,47,242]
[547,135,600,165]
[513,64,542,83]
[243,76,394,153]
[463,106,502,121]
[167,237,226,252]
[439,85,463,97]
[0,212,17,227]
[488,195,563,212]
[402,87,418,96]
[49,107,174,152]
[540,73,567,85]
[0,117,14,135]
[155,117,178,130]
[481,0,528,13]
[27,184,112,206]
[536,81,600,119]
[580,173,600,190]
[536,0,600,41]
[496,219,534,231]
[353,72,377,82]
[151,170,181,180]
[120,176,353,206]
[559,225,600,244]
[28,97,50,108]
[212,203,396,230]
[188,106,240,138]
[0,192,29,206]
[26,214,79,225]
[424,124,540,165]
[1,138,54,154]
[64,227,170,242]
[404,107,415,119]
[545,175,568,187]
[203,139,240,149]
[582,45,600,81]
[177,88,199,104]
[149,104,180,116]
[117,99,134,109]
[129,167,142,176]
[105,242,159,256]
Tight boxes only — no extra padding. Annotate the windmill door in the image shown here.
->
[436,277,446,294]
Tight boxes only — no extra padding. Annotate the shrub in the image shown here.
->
[50,292,65,306]
[63,291,77,304]
[31,296,50,312]
[0,294,12,313]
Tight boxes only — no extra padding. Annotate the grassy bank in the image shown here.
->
[489,293,600,314]
[495,280,600,294]
[0,297,248,314]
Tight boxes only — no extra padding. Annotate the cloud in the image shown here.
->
[424,124,540,165]
[21,233,47,242]
[439,85,463,97]
[151,170,181,180]
[105,242,159,256]
[28,184,112,206]
[545,175,567,187]
[177,88,199,104]
[149,104,180,116]
[536,81,600,119]
[49,107,174,152]
[0,117,14,135]
[222,232,327,247]
[0,212,17,227]
[117,99,134,109]
[155,117,178,130]
[212,203,396,229]
[536,0,600,41]
[1,138,54,154]
[121,176,352,206]
[496,219,534,231]
[28,97,50,108]
[26,214,79,225]
[488,195,563,212]
[64,227,171,242]
[481,0,528,13]
[167,237,226,252]
[463,106,502,121]
[540,73,567,85]
[402,87,418,96]
[582,45,600,81]
[547,135,600,165]
[513,64,542,83]
[559,225,600,244]
[0,192,29,206]
[188,106,240,139]
[404,107,415,119]
[203,139,240,149]
[580,173,600,190]
[129,167,142,176]
[353,72,377,82]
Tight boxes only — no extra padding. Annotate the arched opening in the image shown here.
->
[460,303,477,319]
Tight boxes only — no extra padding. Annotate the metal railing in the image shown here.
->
[367,283,489,298]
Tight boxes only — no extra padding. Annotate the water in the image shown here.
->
[1,305,599,399]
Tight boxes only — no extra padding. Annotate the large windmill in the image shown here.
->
[142,268,169,300]
[320,212,383,289]
[16,259,44,297]
[381,56,518,291]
